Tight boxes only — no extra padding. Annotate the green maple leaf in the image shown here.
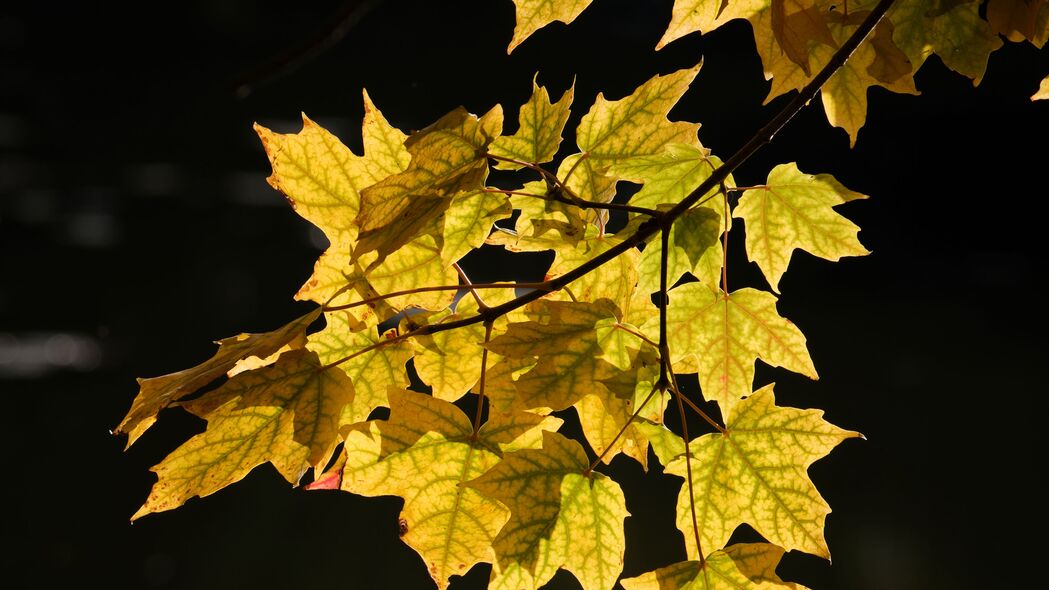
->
[621,543,807,589]
[734,163,869,292]
[133,348,354,518]
[892,0,1002,84]
[466,430,629,590]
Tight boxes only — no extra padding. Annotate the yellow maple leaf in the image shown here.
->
[491,77,575,168]
[734,163,869,292]
[621,543,807,589]
[658,385,859,559]
[254,91,409,306]
[508,0,595,52]
[1033,74,1049,100]
[306,310,413,425]
[485,299,624,411]
[115,307,320,447]
[466,430,630,590]
[660,283,816,419]
[355,106,503,264]
[335,389,509,589]
[546,229,640,304]
[576,64,702,169]
[440,190,512,266]
[133,349,353,519]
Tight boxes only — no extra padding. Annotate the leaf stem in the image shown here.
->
[471,322,494,436]
[583,385,659,475]
[667,369,726,435]
[610,323,659,349]
[454,262,489,312]
[322,281,546,312]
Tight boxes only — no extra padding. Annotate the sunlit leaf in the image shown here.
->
[508,0,595,51]
[491,78,575,168]
[621,543,807,589]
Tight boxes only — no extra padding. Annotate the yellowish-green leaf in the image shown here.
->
[508,0,594,52]
[491,79,574,168]
[357,234,460,312]
[662,385,859,559]
[337,389,508,589]
[735,163,868,292]
[546,229,639,304]
[621,543,806,589]
[638,204,722,296]
[987,0,1049,46]
[484,356,539,412]
[116,307,321,447]
[133,349,353,519]
[412,307,487,403]
[771,0,838,75]
[611,145,720,211]
[575,355,665,469]
[576,64,702,168]
[891,0,1002,84]
[485,300,622,411]
[480,409,564,453]
[507,179,587,247]
[441,190,512,266]
[657,0,764,49]
[467,430,629,590]
[255,92,409,305]
[557,154,616,229]
[355,106,504,263]
[662,283,816,419]
[1033,74,1049,100]
[306,310,413,425]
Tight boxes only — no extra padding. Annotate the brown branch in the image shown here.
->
[471,322,494,436]
[584,385,659,475]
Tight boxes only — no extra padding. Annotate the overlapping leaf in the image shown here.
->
[335,389,510,589]
[734,163,869,292]
[355,106,503,264]
[485,300,624,411]
[621,543,806,589]
[656,385,859,559]
[255,92,409,306]
[306,310,413,424]
[133,349,354,518]
[466,431,629,590]
[661,283,816,419]
[116,307,321,446]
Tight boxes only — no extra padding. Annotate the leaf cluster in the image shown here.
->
[117,1,1047,588]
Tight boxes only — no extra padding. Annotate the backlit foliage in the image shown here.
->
[118,1,1047,588]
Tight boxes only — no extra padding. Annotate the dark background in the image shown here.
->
[2,1,1045,588]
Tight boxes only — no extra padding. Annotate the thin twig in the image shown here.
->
[584,385,659,474]
[322,282,544,312]
[454,263,489,312]
[471,322,494,436]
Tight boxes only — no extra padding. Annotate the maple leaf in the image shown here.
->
[659,283,816,419]
[255,91,409,306]
[1034,74,1049,100]
[621,543,806,589]
[508,0,595,52]
[333,389,509,589]
[355,105,504,264]
[466,430,629,590]
[576,64,702,169]
[490,78,575,169]
[891,0,1002,84]
[115,307,320,447]
[654,385,859,559]
[485,299,624,411]
[305,310,413,425]
[440,190,512,266]
[546,229,641,304]
[133,348,354,519]
[987,0,1049,46]
[411,296,488,402]
[575,350,666,469]
[734,163,869,292]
